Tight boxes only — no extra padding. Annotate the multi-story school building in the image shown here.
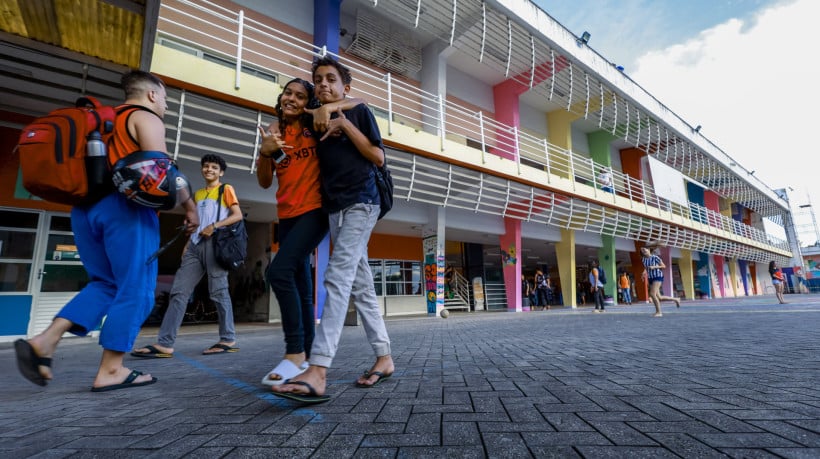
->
[0,0,802,341]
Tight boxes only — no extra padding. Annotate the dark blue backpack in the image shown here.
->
[598,266,607,285]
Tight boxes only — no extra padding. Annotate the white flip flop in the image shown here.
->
[261,359,307,387]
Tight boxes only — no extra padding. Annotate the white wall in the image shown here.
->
[519,103,547,137]
[445,66,494,112]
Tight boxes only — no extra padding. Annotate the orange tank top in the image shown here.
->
[107,105,157,165]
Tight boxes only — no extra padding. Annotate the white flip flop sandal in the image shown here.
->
[261,359,306,387]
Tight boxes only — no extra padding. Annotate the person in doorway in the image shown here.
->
[444,265,456,299]
[271,56,394,403]
[14,70,199,391]
[256,78,364,386]
[619,271,632,305]
[769,260,787,304]
[521,273,532,309]
[577,280,587,305]
[589,260,605,312]
[534,268,550,310]
[132,154,243,358]
[640,245,681,317]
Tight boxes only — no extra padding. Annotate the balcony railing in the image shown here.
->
[156,0,789,255]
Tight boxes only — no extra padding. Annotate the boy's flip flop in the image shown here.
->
[90,370,157,392]
[271,380,330,404]
[130,345,173,359]
[355,370,393,388]
[202,343,239,355]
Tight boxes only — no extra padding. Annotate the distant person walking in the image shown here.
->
[619,272,632,305]
[640,245,680,317]
[132,154,243,358]
[534,269,550,310]
[769,260,787,304]
[521,274,532,309]
[589,260,605,312]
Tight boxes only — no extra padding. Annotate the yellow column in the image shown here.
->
[555,228,576,308]
[679,249,695,300]
[727,259,738,297]
[546,111,576,180]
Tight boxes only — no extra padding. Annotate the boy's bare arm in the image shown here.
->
[307,97,366,133]
[322,108,384,166]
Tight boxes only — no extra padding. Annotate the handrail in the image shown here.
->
[156,0,789,254]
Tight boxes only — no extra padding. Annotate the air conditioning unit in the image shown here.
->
[346,8,421,76]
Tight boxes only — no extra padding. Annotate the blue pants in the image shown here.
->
[59,193,159,352]
[267,208,328,356]
[621,288,632,304]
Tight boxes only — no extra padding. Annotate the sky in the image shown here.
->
[533,0,820,246]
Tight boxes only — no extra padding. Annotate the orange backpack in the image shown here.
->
[17,96,117,206]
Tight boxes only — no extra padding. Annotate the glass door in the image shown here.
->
[0,208,41,337]
[29,213,88,335]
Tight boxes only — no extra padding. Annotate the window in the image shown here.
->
[158,36,278,83]
[369,259,422,296]
[0,209,39,293]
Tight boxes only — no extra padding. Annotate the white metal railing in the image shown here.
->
[156,0,790,255]
[388,151,788,263]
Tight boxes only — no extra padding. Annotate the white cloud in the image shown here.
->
[631,0,820,245]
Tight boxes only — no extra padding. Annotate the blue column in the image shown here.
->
[687,182,706,224]
[738,260,749,295]
[696,255,711,299]
[311,0,341,318]
[314,0,342,53]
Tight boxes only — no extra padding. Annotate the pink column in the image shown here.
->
[499,218,522,312]
[714,256,726,298]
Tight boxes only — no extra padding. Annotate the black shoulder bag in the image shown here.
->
[374,156,393,220]
[213,184,248,271]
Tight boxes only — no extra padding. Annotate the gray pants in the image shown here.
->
[310,203,391,368]
[157,238,236,347]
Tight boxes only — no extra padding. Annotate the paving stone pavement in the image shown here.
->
[2,295,820,458]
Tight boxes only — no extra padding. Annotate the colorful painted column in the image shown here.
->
[422,207,446,317]
[696,255,711,299]
[499,218,523,312]
[710,256,723,298]
[704,190,725,298]
[493,58,569,159]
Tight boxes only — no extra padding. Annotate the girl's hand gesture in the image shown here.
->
[257,120,290,155]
